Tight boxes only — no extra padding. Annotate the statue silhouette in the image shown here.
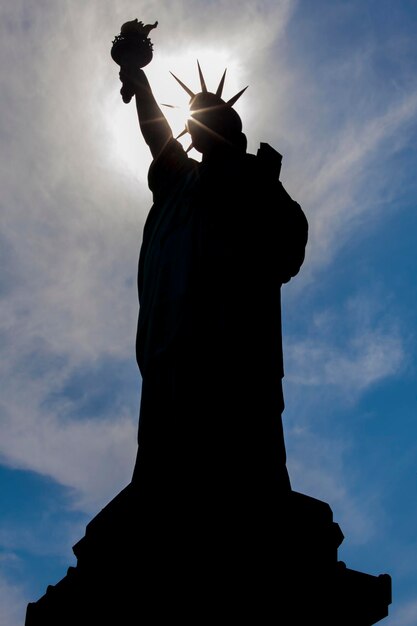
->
[24,27,392,626]
[123,62,309,518]
[113,60,309,618]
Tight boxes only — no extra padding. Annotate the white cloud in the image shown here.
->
[285,293,405,399]
[387,599,417,626]
[0,359,138,513]
[250,11,417,282]
[0,571,27,626]
[0,315,139,514]
[286,328,404,392]
[299,90,417,272]
[282,292,405,548]
[287,426,377,544]
[0,2,148,510]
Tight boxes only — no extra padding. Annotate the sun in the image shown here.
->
[148,47,247,154]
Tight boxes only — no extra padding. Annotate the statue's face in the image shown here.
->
[187,112,221,154]
[187,92,242,154]
[187,93,225,154]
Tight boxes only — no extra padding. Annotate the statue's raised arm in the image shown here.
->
[111,19,172,159]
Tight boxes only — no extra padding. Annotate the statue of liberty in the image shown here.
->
[111,21,308,507]
[23,22,392,626]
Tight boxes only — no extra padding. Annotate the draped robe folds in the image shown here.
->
[132,137,308,506]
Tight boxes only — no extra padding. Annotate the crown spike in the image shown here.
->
[227,85,248,107]
[170,72,195,99]
[175,127,189,140]
[197,60,208,93]
[216,69,227,98]
[185,142,194,153]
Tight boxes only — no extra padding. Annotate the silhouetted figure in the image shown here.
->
[24,26,392,626]
[114,59,308,617]
[124,63,308,502]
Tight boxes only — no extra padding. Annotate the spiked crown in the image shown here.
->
[170,62,248,151]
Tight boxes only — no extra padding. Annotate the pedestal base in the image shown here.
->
[25,484,391,625]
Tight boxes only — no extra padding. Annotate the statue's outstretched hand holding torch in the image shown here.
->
[111,20,172,158]
[111,19,158,102]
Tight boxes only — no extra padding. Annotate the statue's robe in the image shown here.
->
[132,137,308,509]
[128,138,308,612]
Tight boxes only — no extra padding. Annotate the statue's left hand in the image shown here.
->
[118,67,144,103]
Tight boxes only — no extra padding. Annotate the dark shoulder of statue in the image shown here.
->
[147,138,198,196]
[248,142,308,284]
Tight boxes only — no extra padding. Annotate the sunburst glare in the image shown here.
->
[150,48,246,155]
[103,46,247,170]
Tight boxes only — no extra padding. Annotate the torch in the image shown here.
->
[111,19,158,103]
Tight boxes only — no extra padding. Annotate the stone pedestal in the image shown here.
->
[25,483,391,625]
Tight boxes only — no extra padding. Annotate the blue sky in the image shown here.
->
[1,1,417,624]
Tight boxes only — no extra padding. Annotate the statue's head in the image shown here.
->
[187,91,243,153]
[171,62,247,155]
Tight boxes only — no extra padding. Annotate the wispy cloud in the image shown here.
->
[387,599,417,626]
[300,90,417,272]
[285,294,405,398]
[287,426,378,544]
[0,569,27,626]
[0,361,138,513]
[283,292,405,545]
[253,8,417,280]
[286,328,404,392]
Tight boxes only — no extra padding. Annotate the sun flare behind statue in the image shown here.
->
[104,48,247,177]
[146,48,247,152]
